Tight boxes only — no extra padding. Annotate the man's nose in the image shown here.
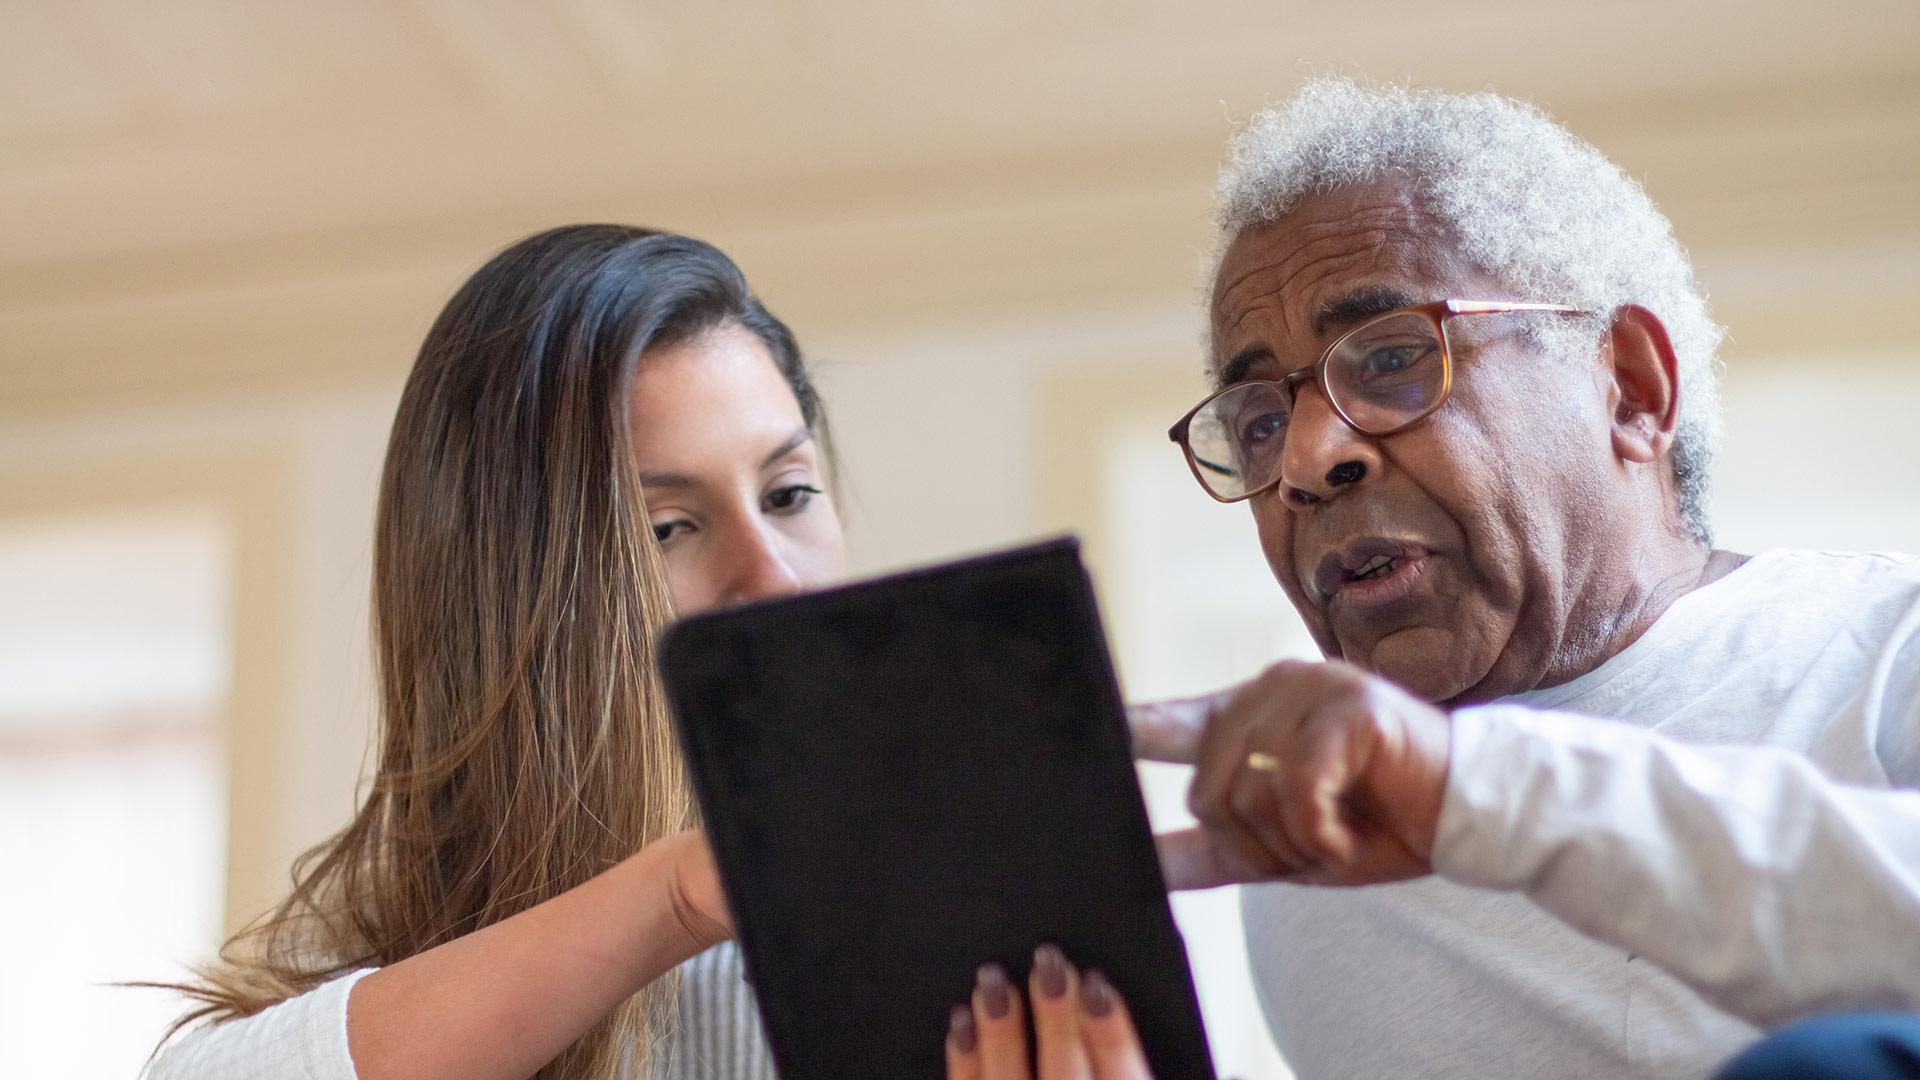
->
[724,521,804,605]
[1276,385,1382,506]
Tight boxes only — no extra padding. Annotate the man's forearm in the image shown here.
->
[1434,705,1920,1027]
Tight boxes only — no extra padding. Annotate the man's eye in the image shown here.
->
[1239,410,1290,446]
[1362,345,1428,378]
[765,484,823,513]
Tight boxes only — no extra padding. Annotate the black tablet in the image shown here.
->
[658,537,1213,1080]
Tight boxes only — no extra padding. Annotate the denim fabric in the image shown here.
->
[1718,1014,1920,1080]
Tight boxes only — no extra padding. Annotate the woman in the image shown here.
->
[151,225,843,1080]
[944,949,1160,1080]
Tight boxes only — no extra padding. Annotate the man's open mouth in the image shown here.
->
[1348,554,1400,582]
[1311,539,1433,604]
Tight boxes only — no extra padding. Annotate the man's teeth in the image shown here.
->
[1353,555,1397,580]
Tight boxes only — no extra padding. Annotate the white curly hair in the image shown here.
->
[1214,78,1725,544]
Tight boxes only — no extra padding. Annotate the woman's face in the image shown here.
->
[627,322,847,616]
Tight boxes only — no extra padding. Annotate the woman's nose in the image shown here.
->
[724,522,804,604]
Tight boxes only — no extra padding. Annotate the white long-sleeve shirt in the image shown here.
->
[1244,549,1920,1080]
[147,942,775,1080]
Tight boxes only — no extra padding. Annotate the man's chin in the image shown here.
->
[1341,625,1476,703]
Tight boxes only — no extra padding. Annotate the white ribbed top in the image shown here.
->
[148,943,776,1080]
[657,943,777,1080]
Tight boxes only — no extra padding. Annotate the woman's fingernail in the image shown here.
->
[977,963,1012,1019]
[1081,969,1115,1018]
[1033,944,1069,999]
[949,1004,977,1053]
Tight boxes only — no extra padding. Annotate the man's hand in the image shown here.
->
[1126,686,1238,764]
[1139,660,1453,889]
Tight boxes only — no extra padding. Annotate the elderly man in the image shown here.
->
[1131,80,1920,1080]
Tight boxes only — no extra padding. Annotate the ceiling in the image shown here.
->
[3,0,1917,415]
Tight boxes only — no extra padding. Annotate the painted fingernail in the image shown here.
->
[977,963,1012,1019]
[949,1003,977,1053]
[1033,944,1069,999]
[1081,969,1115,1017]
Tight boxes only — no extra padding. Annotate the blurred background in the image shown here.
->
[2,2,1917,1076]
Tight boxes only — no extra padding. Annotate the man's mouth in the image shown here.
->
[1311,539,1434,608]
[1350,553,1399,581]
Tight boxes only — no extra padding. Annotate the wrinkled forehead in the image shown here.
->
[1207,184,1473,381]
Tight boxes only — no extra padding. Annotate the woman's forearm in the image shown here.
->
[346,830,724,1080]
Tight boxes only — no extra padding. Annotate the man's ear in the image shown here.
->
[1603,303,1681,465]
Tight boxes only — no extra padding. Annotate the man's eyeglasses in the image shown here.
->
[1167,299,1590,502]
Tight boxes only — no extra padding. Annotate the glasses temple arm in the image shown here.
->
[1445,300,1591,316]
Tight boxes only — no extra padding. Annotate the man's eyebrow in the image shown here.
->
[1315,288,1418,337]
[1216,288,1421,386]
[1219,346,1278,388]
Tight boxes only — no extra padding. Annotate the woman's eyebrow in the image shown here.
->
[760,426,812,468]
[637,470,694,490]
[638,428,814,490]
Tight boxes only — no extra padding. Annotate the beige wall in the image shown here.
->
[0,386,393,929]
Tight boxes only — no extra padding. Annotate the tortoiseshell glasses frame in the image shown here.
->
[1168,300,1590,503]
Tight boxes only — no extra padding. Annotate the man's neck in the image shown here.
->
[1540,538,1749,693]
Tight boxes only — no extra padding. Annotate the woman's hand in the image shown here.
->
[945,946,1154,1080]
[659,829,734,951]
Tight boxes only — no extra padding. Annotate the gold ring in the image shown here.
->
[1245,750,1281,772]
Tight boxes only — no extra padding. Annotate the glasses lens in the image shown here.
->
[1183,381,1293,500]
[1325,311,1448,432]
[1328,309,1443,430]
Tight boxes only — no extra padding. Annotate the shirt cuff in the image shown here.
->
[1430,704,1608,894]
[1431,705,1513,889]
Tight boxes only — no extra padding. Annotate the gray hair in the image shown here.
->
[1214,78,1724,544]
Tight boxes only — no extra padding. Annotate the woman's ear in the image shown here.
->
[1603,303,1682,465]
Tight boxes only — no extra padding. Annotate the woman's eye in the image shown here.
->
[765,484,823,513]
[651,519,692,546]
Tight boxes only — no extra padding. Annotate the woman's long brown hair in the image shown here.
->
[157,225,828,1078]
